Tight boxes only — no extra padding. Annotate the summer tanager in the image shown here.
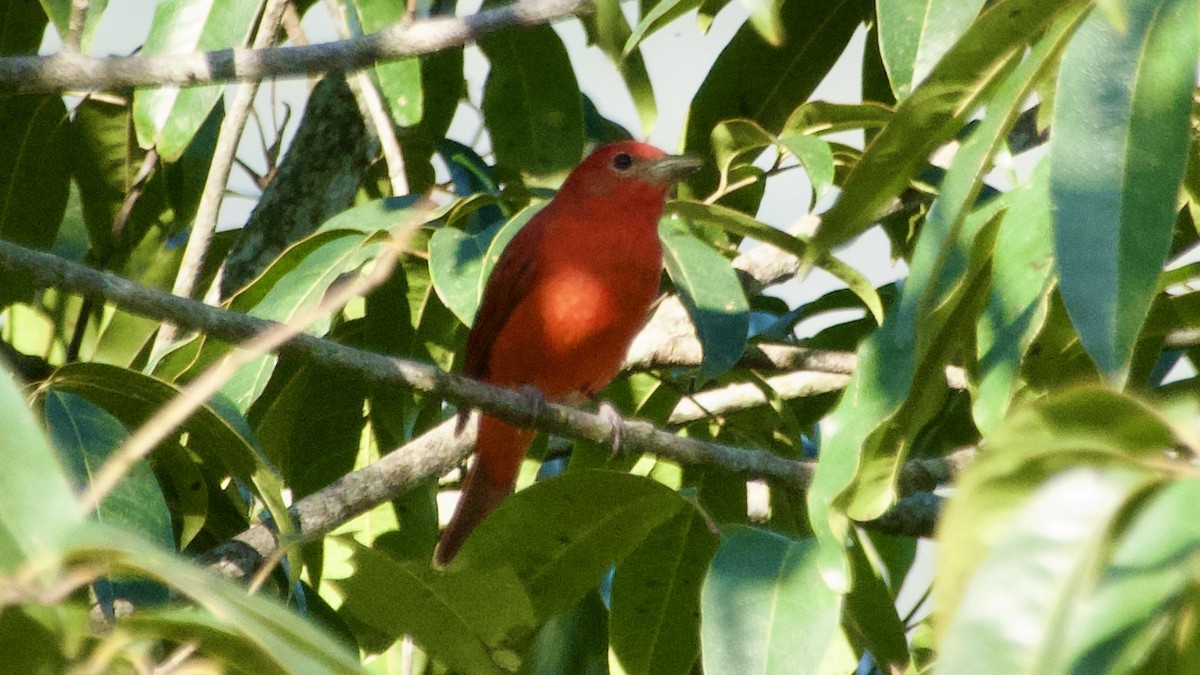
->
[434,141,702,564]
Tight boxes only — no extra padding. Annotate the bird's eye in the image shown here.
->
[611,153,634,171]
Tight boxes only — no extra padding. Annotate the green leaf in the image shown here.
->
[972,159,1054,434]
[666,201,884,324]
[711,118,834,203]
[451,471,690,619]
[252,362,366,500]
[147,441,208,549]
[212,197,431,409]
[935,387,1179,635]
[0,94,69,306]
[684,0,860,195]
[91,228,188,367]
[937,467,1154,674]
[335,543,536,675]
[782,101,893,136]
[610,509,719,675]
[354,0,422,126]
[2,0,48,55]
[44,390,174,549]
[1049,0,1199,380]
[165,99,222,228]
[623,0,701,56]
[659,218,749,379]
[0,363,79,573]
[63,524,365,673]
[38,0,108,51]
[43,362,290,535]
[876,0,988,98]
[815,0,1089,249]
[428,202,546,326]
[132,0,260,161]
[0,607,68,672]
[121,606,324,674]
[842,530,911,671]
[744,0,784,46]
[588,0,657,135]
[1063,480,1200,672]
[480,26,584,181]
[777,133,834,201]
[807,9,1083,589]
[701,527,842,675]
[69,97,172,267]
[527,592,610,675]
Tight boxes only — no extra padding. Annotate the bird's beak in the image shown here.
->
[644,154,704,183]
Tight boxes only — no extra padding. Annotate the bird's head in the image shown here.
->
[560,141,703,205]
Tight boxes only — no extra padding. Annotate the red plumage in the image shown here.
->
[435,141,701,565]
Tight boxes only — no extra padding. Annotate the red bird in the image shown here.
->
[435,141,702,564]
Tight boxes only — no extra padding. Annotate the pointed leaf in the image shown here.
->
[877,0,987,98]
[935,387,1179,635]
[0,364,79,573]
[0,94,69,306]
[132,0,260,160]
[684,0,860,195]
[213,197,432,408]
[480,26,584,181]
[335,543,536,675]
[429,201,547,326]
[63,524,365,673]
[666,200,884,324]
[807,10,1083,589]
[451,471,690,619]
[354,0,422,126]
[1064,480,1200,672]
[972,159,1054,434]
[589,0,657,135]
[623,0,701,56]
[937,467,1153,674]
[815,0,1089,249]
[44,390,174,549]
[43,362,289,528]
[701,527,841,675]
[660,218,749,379]
[611,508,719,675]
[38,0,108,51]
[1050,0,1199,379]
[69,97,172,269]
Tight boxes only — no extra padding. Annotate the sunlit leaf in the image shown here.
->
[1050,0,1199,380]
[132,0,260,161]
[701,527,841,674]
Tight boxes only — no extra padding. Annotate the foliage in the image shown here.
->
[2,0,1200,672]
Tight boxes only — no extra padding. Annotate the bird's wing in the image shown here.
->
[462,214,549,380]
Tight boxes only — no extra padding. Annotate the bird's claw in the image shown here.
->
[517,385,550,423]
[597,401,627,458]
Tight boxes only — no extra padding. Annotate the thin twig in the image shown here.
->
[323,0,409,196]
[64,0,90,54]
[151,0,292,361]
[67,147,160,363]
[0,0,593,94]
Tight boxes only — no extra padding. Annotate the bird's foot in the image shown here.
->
[516,385,551,425]
[597,401,627,458]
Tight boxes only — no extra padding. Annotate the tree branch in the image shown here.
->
[0,239,967,574]
[0,0,592,94]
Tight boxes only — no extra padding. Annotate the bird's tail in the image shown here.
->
[435,415,535,565]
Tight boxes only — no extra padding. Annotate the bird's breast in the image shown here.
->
[533,263,655,354]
